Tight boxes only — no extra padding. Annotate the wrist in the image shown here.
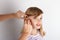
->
[19,32,29,40]
[22,32,30,37]
[14,13,23,19]
[12,13,17,18]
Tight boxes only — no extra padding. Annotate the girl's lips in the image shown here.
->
[36,24,40,26]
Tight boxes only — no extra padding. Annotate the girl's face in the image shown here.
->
[29,14,42,29]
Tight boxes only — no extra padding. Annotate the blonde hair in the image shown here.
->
[25,7,45,37]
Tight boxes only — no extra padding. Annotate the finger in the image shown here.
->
[24,18,28,24]
[29,19,35,28]
[24,19,26,24]
[18,10,23,13]
[24,19,28,28]
[28,19,31,25]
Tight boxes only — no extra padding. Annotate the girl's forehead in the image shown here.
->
[36,14,42,18]
[28,14,42,19]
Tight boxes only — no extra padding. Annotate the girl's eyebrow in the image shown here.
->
[40,17,42,19]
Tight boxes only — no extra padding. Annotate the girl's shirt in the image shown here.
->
[27,33,44,40]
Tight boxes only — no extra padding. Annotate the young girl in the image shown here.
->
[18,7,45,40]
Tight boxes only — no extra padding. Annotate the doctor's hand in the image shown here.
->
[15,10,25,19]
[22,18,33,36]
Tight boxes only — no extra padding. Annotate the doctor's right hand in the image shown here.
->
[15,10,26,19]
[22,18,33,35]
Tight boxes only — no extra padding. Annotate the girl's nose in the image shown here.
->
[37,20,40,23]
[37,22,40,24]
[37,21,41,25]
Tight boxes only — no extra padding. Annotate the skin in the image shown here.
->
[0,10,25,21]
[18,14,43,40]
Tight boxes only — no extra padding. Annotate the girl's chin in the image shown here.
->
[37,28,40,29]
[36,27,40,29]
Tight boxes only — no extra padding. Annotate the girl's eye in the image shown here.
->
[40,18,42,20]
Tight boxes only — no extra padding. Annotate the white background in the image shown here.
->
[0,0,60,40]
